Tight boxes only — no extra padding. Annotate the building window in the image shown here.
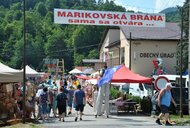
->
[121,48,125,64]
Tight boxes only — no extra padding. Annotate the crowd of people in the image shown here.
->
[33,75,94,123]
[13,69,178,126]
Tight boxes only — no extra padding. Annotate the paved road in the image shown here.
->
[41,104,189,128]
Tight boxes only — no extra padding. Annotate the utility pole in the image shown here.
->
[188,0,190,116]
[22,0,26,123]
[129,32,132,70]
[180,7,183,118]
[118,47,120,65]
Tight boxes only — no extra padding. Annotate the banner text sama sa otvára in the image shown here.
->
[54,9,165,27]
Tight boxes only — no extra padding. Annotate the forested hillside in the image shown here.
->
[0,0,125,71]
[0,0,187,72]
[160,7,181,23]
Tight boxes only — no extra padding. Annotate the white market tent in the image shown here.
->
[0,62,21,73]
[69,68,82,74]
[23,65,40,77]
[0,62,23,82]
[82,68,96,75]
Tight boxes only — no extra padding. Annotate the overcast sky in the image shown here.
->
[114,0,185,13]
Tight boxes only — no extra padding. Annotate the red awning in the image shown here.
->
[111,66,152,83]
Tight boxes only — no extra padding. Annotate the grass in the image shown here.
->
[170,114,190,126]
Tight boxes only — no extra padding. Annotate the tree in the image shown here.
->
[175,2,189,73]
[0,25,5,54]
[10,39,23,68]
[74,53,84,66]
[87,49,99,59]
[179,1,189,72]
[0,0,132,71]
[45,0,54,11]
[13,10,22,20]
[98,0,104,4]
[26,0,37,10]
[35,2,47,16]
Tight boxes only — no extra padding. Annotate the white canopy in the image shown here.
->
[69,68,82,74]
[0,62,23,82]
[82,68,96,75]
[23,65,40,77]
[0,62,21,73]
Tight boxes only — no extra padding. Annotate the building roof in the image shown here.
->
[120,23,181,40]
[98,27,120,51]
[105,40,120,48]
[82,59,104,63]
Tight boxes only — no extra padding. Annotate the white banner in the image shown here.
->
[54,9,165,27]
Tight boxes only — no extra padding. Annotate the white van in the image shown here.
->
[128,83,152,99]
[114,83,151,99]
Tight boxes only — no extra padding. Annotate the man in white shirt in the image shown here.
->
[36,84,44,119]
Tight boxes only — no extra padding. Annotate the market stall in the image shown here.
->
[23,65,40,77]
[69,68,82,74]
[111,66,152,83]
[82,68,96,75]
[0,62,23,122]
[0,62,23,82]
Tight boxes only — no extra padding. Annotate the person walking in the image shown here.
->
[151,90,159,117]
[74,85,85,121]
[95,65,110,118]
[47,76,52,85]
[52,82,58,117]
[93,85,98,114]
[68,86,74,115]
[155,83,177,126]
[60,78,63,87]
[63,79,68,89]
[39,87,48,122]
[47,87,54,118]
[56,87,67,122]
[36,84,44,120]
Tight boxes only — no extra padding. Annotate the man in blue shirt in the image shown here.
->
[156,83,177,126]
[74,84,85,121]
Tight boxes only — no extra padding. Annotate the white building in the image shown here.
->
[99,23,181,76]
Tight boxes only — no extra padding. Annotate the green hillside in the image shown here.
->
[160,7,180,23]
[0,0,187,72]
[0,0,125,71]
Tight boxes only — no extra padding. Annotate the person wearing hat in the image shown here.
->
[155,82,177,126]
[36,83,44,120]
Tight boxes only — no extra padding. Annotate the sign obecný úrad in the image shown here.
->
[139,52,175,58]
[54,9,165,27]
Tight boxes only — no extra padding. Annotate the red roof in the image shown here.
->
[111,66,152,83]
